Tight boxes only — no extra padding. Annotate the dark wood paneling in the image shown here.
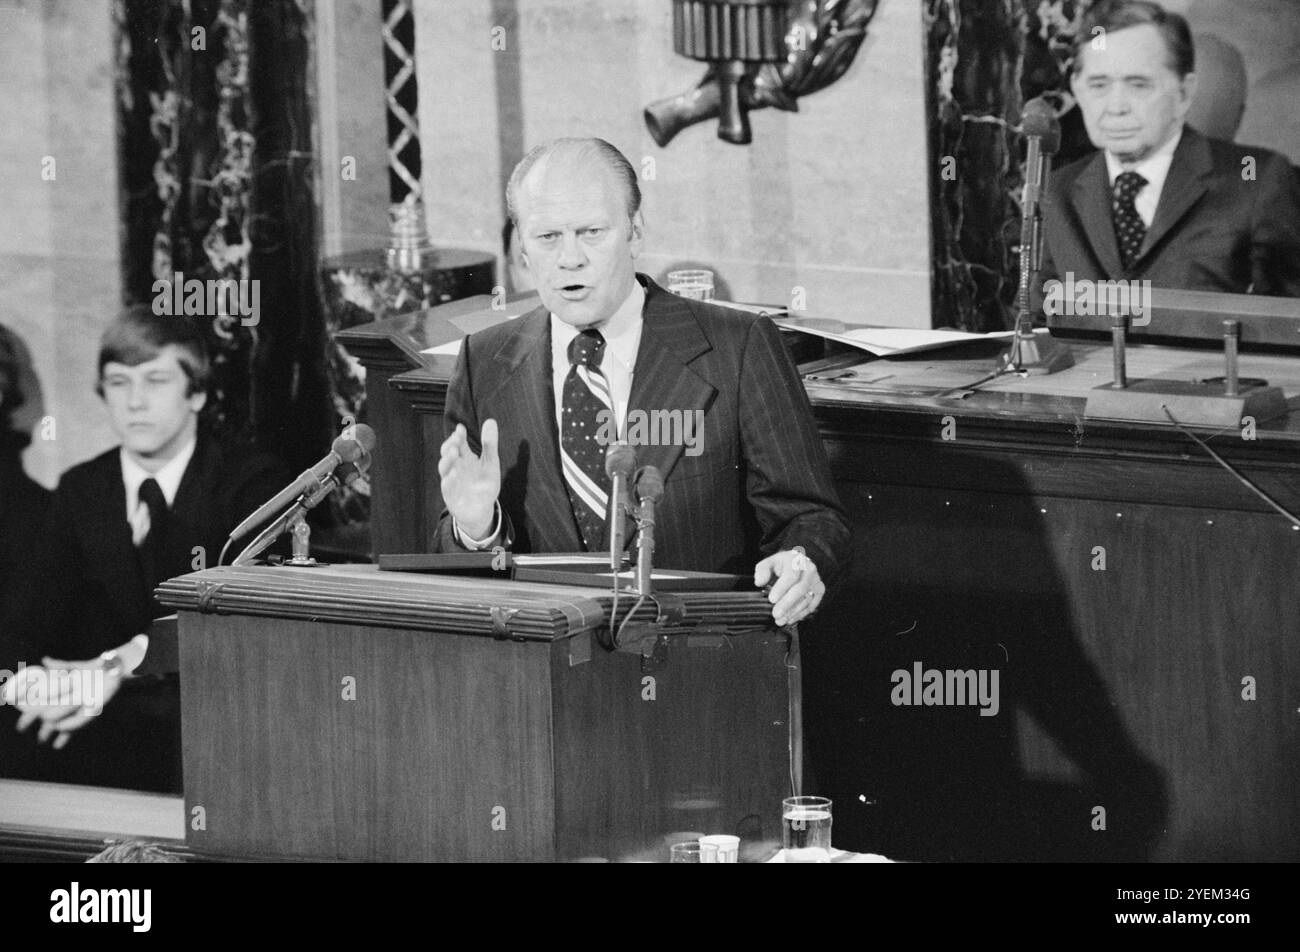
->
[549,631,793,862]
[181,614,555,861]
[808,466,1300,862]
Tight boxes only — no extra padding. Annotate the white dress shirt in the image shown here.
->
[1105,126,1183,228]
[456,279,646,549]
[121,436,197,540]
[548,279,644,439]
[116,435,195,671]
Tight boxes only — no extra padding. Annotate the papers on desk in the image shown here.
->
[422,338,463,356]
[766,848,894,862]
[419,295,538,357]
[776,316,1015,357]
[711,300,789,318]
[420,300,788,356]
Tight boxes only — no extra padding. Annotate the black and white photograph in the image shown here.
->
[0,0,1296,926]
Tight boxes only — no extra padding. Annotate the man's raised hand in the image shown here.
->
[438,419,501,539]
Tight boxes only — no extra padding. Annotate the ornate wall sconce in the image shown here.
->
[645,0,880,146]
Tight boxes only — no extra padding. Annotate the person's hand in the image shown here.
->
[438,420,501,539]
[754,547,825,627]
[13,655,125,749]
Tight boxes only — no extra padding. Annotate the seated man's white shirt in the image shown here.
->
[116,435,196,668]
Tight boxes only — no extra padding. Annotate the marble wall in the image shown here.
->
[0,0,119,488]
[404,0,933,326]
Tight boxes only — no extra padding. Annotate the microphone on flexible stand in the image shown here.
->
[231,459,369,567]
[227,424,377,544]
[605,441,636,574]
[633,465,664,596]
[999,96,1073,375]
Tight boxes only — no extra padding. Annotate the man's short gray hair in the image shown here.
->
[505,137,642,226]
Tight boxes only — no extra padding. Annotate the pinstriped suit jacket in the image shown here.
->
[435,274,851,587]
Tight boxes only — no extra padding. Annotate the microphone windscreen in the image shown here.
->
[635,465,665,503]
[605,441,636,479]
[1022,97,1061,154]
[332,423,378,462]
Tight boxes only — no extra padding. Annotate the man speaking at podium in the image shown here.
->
[1041,0,1300,297]
[435,137,850,627]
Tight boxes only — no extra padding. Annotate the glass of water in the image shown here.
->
[669,841,719,863]
[782,796,833,863]
[667,269,715,301]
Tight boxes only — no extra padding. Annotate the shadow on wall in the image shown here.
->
[1238,64,1300,164]
[801,451,1167,863]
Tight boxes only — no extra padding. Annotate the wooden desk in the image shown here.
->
[803,338,1300,862]
[0,779,183,862]
[158,566,791,863]
[341,300,1300,862]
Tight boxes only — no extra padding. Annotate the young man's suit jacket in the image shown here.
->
[435,275,852,587]
[1041,126,1300,297]
[0,431,287,792]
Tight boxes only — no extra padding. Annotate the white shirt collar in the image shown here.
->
[549,278,645,378]
[1103,126,1183,228]
[1104,125,1183,189]
[121,434,197,517]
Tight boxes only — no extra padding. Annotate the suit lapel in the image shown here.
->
[1070,152,1126,278]
[168,434,214,569]
[482,308,582,551]
[1138,127,1211,264]
[627,279,717,482]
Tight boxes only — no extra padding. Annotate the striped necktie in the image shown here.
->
[561,329,614,550]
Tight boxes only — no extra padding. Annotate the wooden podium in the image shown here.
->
[157,565,794,862]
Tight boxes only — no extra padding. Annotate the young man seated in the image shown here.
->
[0,306,289,793]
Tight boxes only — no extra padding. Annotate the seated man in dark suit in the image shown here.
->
[435,137,851,627]
[1041,0,1300,298]
[0,325,50,602]
[0,307,288,792]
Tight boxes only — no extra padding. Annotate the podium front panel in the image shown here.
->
[166,566,789,861]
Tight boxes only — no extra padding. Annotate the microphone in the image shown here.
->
[231,461,368,567]
[228,424,376,543]
[301,460,365,509]
[1020,97,1060,210]
[999,95,1074,373]
[605,441,636,573]
[633,465,664,595]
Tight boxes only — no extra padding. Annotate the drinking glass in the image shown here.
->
[782,796,833,863]
[667,269,715,301]
[669,841,719,863]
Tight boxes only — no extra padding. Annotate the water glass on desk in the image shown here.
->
[667,269,714,301]
[782,796,833,863]
[670,841,719,863]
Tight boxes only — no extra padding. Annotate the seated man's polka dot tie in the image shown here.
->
[561,328,614,550]
[1112,170,1148,273]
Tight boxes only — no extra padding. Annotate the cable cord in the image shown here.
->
[1161,405,1300,529]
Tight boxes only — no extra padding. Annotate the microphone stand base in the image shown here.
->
[1085,378,1287,427]
[997,330,1074,376]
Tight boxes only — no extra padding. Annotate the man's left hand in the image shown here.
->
[754,548,825,627]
